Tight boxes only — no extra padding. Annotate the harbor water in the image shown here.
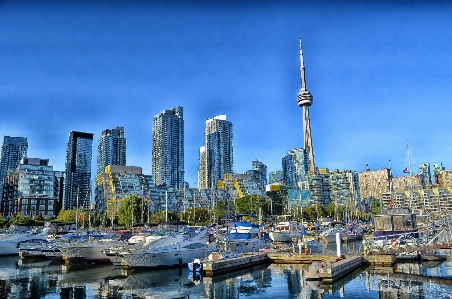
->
[2,245,452,299]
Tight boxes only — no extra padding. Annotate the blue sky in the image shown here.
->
[1,1,452,187]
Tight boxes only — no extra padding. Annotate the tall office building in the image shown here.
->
[97,126,126,174]
[152,106,184,188]
[198,115,233,189]
[282,154,297,186]
[198,146,207,189]
[281,148,310,186]
[64,131,94,210]
[296,38,316,173]
[251,159,267,187]
[0,136,28,181]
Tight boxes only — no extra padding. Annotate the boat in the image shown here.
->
[0,225,50,256]
[341,222,364,243]
[395,251,420,262]
[217,218,269,253]
[119,221,217,269]
[103,230,171,266]
[421,251,447,262]
[319,225,345,243]
[268,215,303,242]
[19,239,50,259]
[59,231,131,264]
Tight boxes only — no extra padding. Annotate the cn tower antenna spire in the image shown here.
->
[296,37,316,173]
[299,37,307,92]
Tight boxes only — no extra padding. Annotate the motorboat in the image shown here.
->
[0,226,49,256]
[341,223,364,243]
[59,231,131,264]
[217,220,270,253]
[119,222,217,269]
[319,225,345,243]
[269,215,303,242]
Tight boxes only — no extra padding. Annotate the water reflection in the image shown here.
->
[1,254,452,298]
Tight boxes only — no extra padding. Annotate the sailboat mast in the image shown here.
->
[407,143,412,176]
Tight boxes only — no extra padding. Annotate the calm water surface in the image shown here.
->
[1,243,452,299]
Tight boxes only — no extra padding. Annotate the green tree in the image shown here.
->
[232,195,271,217]
[0,218,8,228]
[326,202,336,219]
[55,209,76,223]
[118,194,148,227]
[179,207,209,225]
[371,200,381,215]
[151,210,179,223]
[10,212,35,225]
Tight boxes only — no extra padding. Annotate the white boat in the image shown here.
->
[269,220,303,242]
[0,226,49,256]
[217,220,269,253]
[19,239,50,259]
[119,222,217,269]
[103,231,170,266]
[59,231,130,264]
[319,225,345,243]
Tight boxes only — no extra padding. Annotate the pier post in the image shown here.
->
[336,232,342,258]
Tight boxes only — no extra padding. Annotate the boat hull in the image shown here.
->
[122,246,216,269]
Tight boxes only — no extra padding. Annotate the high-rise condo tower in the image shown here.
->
[0,136,28,181]
[64,131,94,210]
[198,115,233,189]
[297,38,316,173]
[152,106,184,188]
[97,126,126,174]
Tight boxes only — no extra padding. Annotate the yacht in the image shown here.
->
[269,215,303,242]
[217,219,270,253]
[0,226,49,256]
[119,221,216,269]
[319,225,345,243]
[59,231,131,264]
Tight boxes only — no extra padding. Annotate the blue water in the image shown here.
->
[1,255,452,299]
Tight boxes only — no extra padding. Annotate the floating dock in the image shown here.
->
[318,256,363,281]
[203,252,269,277]
[200,250,422,280]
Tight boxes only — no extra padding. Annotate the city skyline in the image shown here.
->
[1,1,452,187]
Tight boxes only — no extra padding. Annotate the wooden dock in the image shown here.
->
[365,254,396,266]
[318,256,363,281]
[201,250,408,279]
[203,252,269,277]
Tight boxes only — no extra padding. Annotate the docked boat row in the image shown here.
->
[5,207,450,270]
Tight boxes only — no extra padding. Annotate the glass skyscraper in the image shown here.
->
[97,126,126,174]
[199,115,233,189]
[252,159,268,187]
[152,106,184,188]
[0,136,28,181]
[282,148,310,186]
[64,131,94,210]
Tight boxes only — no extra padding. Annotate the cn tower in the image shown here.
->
[296,38,316,173]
